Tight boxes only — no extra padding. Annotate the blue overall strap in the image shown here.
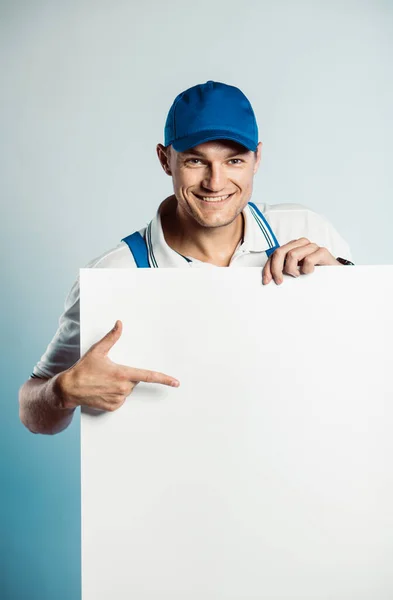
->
[248,202,280,258]
[121,231,150,268]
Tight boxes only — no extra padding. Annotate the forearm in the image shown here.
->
[19,374,75,435]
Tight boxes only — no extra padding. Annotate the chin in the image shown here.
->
[195,210,241,229]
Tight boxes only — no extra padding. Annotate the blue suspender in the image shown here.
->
[122,203,280,267]
[121,231,150,268]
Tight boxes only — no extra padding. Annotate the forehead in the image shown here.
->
[180,139,251,157]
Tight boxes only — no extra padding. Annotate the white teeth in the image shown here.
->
[200,194,230,202]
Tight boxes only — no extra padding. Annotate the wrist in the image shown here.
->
[49,371,78,411]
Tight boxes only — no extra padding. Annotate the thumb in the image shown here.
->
[92,320,123,355]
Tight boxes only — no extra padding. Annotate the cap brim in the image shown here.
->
[171,130,257,153]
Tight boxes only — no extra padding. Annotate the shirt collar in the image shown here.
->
[242,202,274,253]
[147,201,273,268]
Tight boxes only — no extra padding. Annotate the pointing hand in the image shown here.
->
[55,320,179,412]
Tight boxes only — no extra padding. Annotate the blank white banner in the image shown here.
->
[80,266,393,600]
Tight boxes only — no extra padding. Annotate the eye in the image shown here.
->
[186,158,203,165]
[228,158,243,165]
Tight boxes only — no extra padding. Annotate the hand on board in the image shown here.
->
[55,320,179,412]
[262,238,342,285]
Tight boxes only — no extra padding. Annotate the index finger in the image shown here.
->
[122,366,180,387]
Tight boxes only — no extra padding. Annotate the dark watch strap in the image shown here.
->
[336,257,355,266]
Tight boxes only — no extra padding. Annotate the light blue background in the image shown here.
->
[1,1,392,598]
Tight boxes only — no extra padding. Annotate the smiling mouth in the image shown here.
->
[194,193,234,203]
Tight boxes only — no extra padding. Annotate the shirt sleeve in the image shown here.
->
[263,204,353,263]
[32,276,81,379]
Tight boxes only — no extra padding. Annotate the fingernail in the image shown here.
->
[171,380,180,387]
[113,321,118,331]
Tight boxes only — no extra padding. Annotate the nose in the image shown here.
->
[201,163,227,192]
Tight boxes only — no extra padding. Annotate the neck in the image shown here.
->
[160,195,244,267]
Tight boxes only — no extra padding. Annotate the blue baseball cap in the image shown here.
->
[164,81,259,152]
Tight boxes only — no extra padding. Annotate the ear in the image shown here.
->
[253,142,263,174]
[156,144,172,176]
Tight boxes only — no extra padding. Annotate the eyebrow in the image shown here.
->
[181,148,250,159]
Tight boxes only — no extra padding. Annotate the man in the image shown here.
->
[19,80,353,435]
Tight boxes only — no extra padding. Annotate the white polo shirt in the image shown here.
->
[32,201,352,379]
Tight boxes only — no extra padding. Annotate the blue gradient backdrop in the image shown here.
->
[1,286,81,599]
[1,1,392,598]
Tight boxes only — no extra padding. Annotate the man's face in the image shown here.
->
[157,140,262,229]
